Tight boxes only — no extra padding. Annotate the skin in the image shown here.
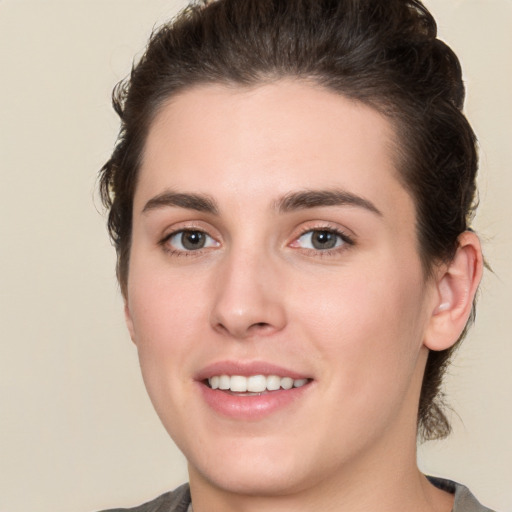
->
[124,80,482,512]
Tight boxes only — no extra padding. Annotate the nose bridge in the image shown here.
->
[210,241,286,339]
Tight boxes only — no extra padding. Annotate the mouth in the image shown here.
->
[196,362,314,418]
[205,374,311,395]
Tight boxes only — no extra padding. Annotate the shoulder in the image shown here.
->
[428,476,497,512]
[97,483,191,512]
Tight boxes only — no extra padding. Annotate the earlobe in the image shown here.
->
[424,231,483,351]
[124,301,137,344]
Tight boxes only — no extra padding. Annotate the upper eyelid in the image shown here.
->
[297,225,347,236]
[160,220,220,239]
[162,227,218,245]
[163,226,209,237]
[292,221,355,240]
[293,228,354,246]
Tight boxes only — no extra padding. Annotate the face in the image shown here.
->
[125,81,439,496]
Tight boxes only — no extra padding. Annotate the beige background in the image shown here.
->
[0,0,510,511]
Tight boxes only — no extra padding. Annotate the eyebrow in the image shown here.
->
[141,188,381,217]
[142,191,219,215]
[275,189,382,216]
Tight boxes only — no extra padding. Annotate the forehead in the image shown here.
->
[137,80,412,222]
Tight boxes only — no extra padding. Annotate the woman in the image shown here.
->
[99,0,492,510]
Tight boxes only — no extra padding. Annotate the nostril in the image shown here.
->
[246,322,274,336]
[250,322,272,331]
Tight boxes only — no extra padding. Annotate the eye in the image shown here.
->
[293,229,350,251]
[165,230,219,252]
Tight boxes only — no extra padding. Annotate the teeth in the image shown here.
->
[219,375,230,390]
[230,375,247,392]
[207,374,309,392]
[280,377,293,390]
[247,375,267,392]
[266,375,281,391]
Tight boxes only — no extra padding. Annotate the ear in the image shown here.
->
[424,231,483,351]
[124,301,137,345]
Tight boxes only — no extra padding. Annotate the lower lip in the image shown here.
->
[198,381,312,420]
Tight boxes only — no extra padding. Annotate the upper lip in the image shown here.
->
[195,360,311,381]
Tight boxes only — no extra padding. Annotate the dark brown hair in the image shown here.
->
[100,0,478,441]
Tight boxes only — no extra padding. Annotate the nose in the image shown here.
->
[210,247,287,339]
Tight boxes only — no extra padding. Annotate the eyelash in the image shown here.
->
[160,228,218,258]
[159,225,355,258]
[291,226,355,256]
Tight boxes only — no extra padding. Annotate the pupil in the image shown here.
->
[182,231,205,250]
[312,231,336,250]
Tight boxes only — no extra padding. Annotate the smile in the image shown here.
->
[196,362,314,418]
[207,374,310,393]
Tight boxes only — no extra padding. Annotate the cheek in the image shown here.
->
[128,260,207,343]
[126,259,212,394]
[289,261,430,396]
[126,270,213,442]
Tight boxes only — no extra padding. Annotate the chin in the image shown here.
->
[184,433,336,498]
[192,458,313,497]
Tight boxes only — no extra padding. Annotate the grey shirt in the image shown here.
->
[99,478,496,512]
